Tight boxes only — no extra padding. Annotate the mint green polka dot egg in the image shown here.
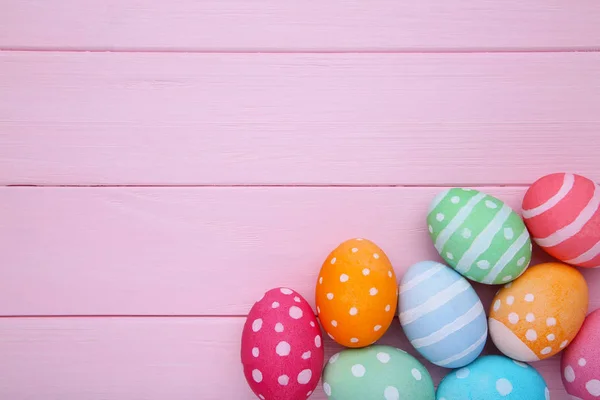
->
[322,345,435,400]
[427,188,532,285]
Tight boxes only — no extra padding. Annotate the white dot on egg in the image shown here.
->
[349,307,358,316]
[289,306,303,319]
[278,375,289,386]
[517,256,526,267]
[294,296,301,303]
[373,253,380,259]
[451,196,460,204]
[428,225,433,233]
[302,351,311,360]
[275,322,284,332]
[524,293,534,302]
[384,386,399,400]
[547,317,557,326]
[493,300,501,312]
[351,248,358,253]
[351,364,366,377]
[369,287,378,296]
[340,274,349,282]
[436,213,445,222]
[412,368,422,381]
[456,368,470,379]
[508,313,519,324]
[252,347,259,357]
[477,260,490,269]
[525,329,537,341]
[506,296,514,305]
[362,268,370,276]
[579,358,587,366]
[276,341,291,356]
[502,275,512,282]
[565,365,576,382]
[446,252,454,260]
[315,335,322,348]
[385,304,391,312]
[496,378,513,396]
[252,369,263,383]
[252,319,263,332]
[547,333,555,341]
[504,227,514,240]
[526,313,535,322]
[323,382,332,396]
[280,288,293,295]
[327,293,334,300]
[486,200,498,209]
[541,346,552,355]
[329,353,340,364]
[560,340,568,349]
[330,257,336,265]
[350,338,359,343]
[310,321,315,327]
[319,277,323,285]
[377,352,391,363]
[374,325,382,331]
[297,369,312,384]
[331,320,338,327]
[462,228,472,238]
[586,379,600,396]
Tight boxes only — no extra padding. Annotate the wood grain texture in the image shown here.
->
[0,317,572,399]
[3,186,600,316]
[1,0,599,51]
[1,52,599,186]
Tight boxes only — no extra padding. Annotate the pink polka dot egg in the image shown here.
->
[561,308,600,399]
[241,287,324,400]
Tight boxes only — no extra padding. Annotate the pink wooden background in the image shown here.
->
[1,1,600,399]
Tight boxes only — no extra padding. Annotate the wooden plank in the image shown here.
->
[2,186,600,316]
[0,317,571,399]
[1,52,599,186]
[0,0,599,51]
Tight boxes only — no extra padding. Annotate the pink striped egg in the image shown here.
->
[241,287,324,400]
[561,309,600,399]
[522,173,600,268]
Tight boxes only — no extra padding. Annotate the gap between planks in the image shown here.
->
[2,48,600,54]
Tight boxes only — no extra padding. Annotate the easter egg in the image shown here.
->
[489,262,588,362]
[427,188,532,284]
[241,287,324,400]
[561,308,600,399]
[436,355,549,400]
[316,238,397,348]
[522,172,600,268]
[398,260,487,368]
[322,344,435,400]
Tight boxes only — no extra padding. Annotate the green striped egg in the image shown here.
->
[426,188,532,285]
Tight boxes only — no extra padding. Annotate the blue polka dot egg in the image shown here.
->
[436,355,549,400]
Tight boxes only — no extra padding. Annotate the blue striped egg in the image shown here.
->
[398,261,487,368]
[436,355,549,400]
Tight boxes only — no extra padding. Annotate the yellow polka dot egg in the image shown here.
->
[489,262,588,362]
[315,238,397,348]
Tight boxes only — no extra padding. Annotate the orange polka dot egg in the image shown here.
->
[489,262,588,362]
[315,238,397,348]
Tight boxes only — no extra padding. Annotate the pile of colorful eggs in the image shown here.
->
[240,172,600,400]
